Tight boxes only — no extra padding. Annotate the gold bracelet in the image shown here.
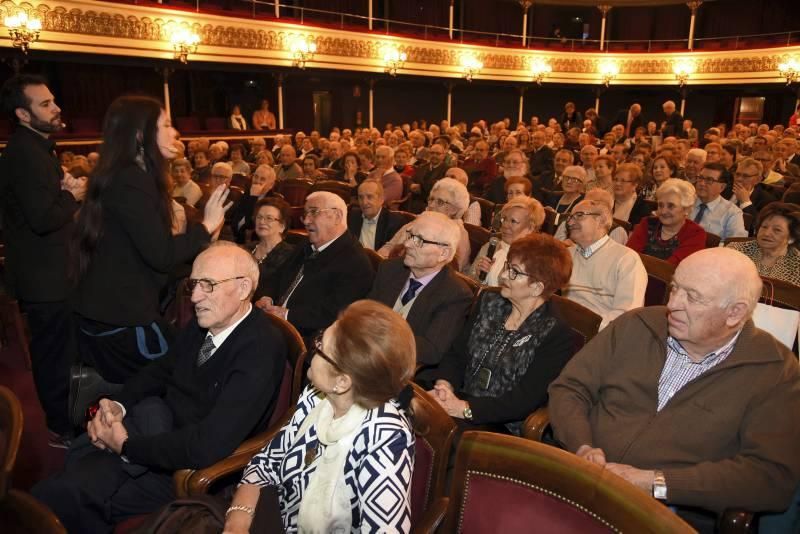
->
[225,505,255,518]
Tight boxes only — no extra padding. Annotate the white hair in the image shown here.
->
[431,177,470,219]
[375,145,394,159]
[413,211,460,262]
[306,191,348,222]
[212,161,233,176]
[200,241,259,299]
[656,178,696,208]
[688,148,707,162]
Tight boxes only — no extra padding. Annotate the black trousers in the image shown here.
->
[19,300,75,435]
[32,397,176,534]
[77,316,174,385]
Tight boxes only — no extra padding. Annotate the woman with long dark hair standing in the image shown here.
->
[72,95,230,383]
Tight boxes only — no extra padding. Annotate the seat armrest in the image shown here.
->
[718,509,756,534]
[412,497,449,534]
[521,407,550,442]
[173,411,293,497]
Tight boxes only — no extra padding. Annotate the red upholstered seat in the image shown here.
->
[70,117,101,134]
[204,117,226,130]
[460,474,614,533]
[175,117,201,132]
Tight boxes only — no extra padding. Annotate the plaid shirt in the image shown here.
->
[657,333,740,411]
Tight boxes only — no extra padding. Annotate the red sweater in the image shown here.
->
[626,217,706,265]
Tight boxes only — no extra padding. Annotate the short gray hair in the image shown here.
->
[687,148,707,162]
[306,190,348,222]
[413,211,460,262]
[431,177,470,219]
[656,178,696,208]
[200,241,259,299]
[502,196,545,230]
[375,145,394,159]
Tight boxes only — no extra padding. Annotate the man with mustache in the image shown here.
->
[0,74,86,446]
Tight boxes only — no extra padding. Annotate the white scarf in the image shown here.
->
[297,398,368,534]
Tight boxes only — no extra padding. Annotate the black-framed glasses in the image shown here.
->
[313,333,341,370]
[405,230,450,248]
[734,172,759,180]
[503,261,531,281]
[696,176,725,185]
[184,277,245,294]
[567,211,603,222]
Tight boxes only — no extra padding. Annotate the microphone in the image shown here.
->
[479,236,500,283]
[60,122,67,129]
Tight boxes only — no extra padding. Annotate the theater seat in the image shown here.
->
[175,117,201,132]
[70,117,101,134]
[310,180,354,205]
[638,253,676,306]
[204,117,226,130]
[435,431,695,534]
[463,223,490,263]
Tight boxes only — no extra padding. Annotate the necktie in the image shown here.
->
[279,250,318,306]
[401,279,422,306]
[197,335,216,366]
[693,203,708,223]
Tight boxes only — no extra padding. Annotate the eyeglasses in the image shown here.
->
[184,277,245,294]
[503,261,531,281]
[612,177,637,184]
[563,176,584,184]
[303,207,338,219]
[313,333,340,371]
[499,215,524,226]
[427,197,452,208]
[696,176,725,185]
[211,173,230,180]
[734,172,759,180]
[255,214,282,223]
[567,211,603,222]
[405,230,450,248]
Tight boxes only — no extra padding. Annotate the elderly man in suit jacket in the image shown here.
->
[256,191,375,339]
[612,103,643,139]
[368,211,473,382]
[33,243,288,532]
[347,180,406,250]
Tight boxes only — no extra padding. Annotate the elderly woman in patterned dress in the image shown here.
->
[428,234,574,435]
[224,300,418,534]
[726,202,800,286]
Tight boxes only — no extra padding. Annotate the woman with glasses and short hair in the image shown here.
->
[612,162,652,226]
[427,234,574,435]
[546,165,587,216]
[626,178,706,265]
[249,197,296,297]
[226,300,419,533]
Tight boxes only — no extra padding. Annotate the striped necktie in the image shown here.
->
[196,335,215,366]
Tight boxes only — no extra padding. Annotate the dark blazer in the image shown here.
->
[527,145,555,177]
[612,109,644,137]
[661,112,685,138]
[723,184,778,232]
[252,240,296,297]
[262,231,375,338]
[347,208,406,251]
[0,126,80,301]
[113,308,287,470]
[227,190,282,243]
[367,259,473,380]
[614,196,654,227]
[73,164,210,326]
[409,162,448,212]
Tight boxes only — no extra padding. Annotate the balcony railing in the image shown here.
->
[111,0,800,53]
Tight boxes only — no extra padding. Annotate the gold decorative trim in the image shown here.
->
[1,0,797,84]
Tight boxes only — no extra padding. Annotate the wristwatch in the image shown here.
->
[462,402,473,421]
[652,470,667,500]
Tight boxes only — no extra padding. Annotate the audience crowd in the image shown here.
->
[2,74,800,533]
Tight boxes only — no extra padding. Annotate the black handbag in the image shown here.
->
[67,363,123,430]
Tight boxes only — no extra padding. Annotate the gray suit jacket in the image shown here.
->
[367,258,473,379]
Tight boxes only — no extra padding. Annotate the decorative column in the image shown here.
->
[519,1,533,47]
[369,80,375,129]
[598,5,612,51]
[275,0,280,19]
[518,87,526,125]
[449,0,454,40]
[446,83,453,124]
[687,1,703,51]
[276,73,285,129]
[161,68,173,118]
[368,0,373,31]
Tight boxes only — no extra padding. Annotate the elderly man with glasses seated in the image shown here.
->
[33,242,288,533]
[369,212,474,382]
[562,198,647,330]
[377,177,472,270]
[690,162,748,241]
[722,157,778,227]
[255,191,374,340]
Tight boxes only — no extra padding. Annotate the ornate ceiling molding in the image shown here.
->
[1,0,797,85]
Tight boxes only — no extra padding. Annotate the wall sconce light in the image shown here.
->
[290,35,317,69]
[382,45,407,77]
[778,56,800,85]
[170,27,200,64]
[530,58,552,85]
[673,59,695,87]
[4,11,42,54]
[461,53,483,82]
[598,59,619,87]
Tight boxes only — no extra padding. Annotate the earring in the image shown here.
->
[332,386,339,394]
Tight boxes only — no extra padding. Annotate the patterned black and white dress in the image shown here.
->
[241,386,415,533]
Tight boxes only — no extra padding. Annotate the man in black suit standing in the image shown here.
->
[33,243,288,532]
[528,130,555,176]
[368,211,473,382]
[660,100,685,138]
[347,180,405,251]
[256,191,374,339]
[0,75,86,443]
[612,103,643,140]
